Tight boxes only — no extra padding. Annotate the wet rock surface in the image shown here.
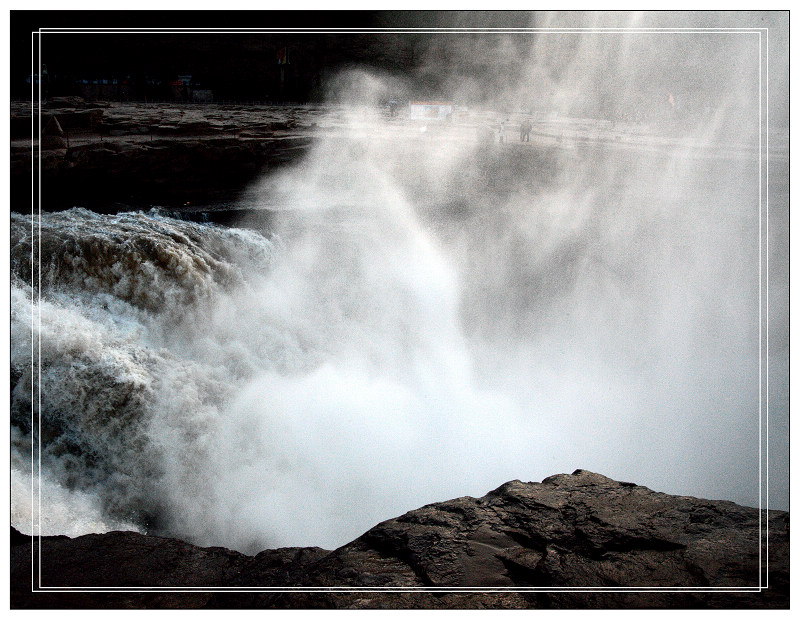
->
[11,470,788,609]
[11,100,322,211]
[12,98,713,214]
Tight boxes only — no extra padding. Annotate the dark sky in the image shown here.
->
[11,11,538,101]
[12,10,787,123]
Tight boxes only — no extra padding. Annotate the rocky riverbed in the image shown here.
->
[11,101,786,610]
[11,470,789,609]
[13,97,753,215]
[11,98,326,210]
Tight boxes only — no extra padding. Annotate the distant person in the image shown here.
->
[520,119,532,142]
[499,121,505,144]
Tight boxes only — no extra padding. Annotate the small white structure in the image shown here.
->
[408,101,454,121]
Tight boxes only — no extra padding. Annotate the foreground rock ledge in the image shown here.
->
[11,470,788,609]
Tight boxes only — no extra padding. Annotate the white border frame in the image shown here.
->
[24,23,773,597]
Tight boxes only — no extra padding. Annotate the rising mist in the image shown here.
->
[11,14,787,554]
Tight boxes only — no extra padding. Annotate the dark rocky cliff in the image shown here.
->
[11,100,317,211]
[11,470,788,609]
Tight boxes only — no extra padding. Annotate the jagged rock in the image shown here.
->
[41,116,67,150]
[46,96,88,109]
[44,116,64,137]
[10,470,788,609]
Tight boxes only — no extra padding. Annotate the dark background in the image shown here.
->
[12,10,787,127]
[11,11,538,103]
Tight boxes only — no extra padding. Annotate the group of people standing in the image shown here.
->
[497,118,533,144]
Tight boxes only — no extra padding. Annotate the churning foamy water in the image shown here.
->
[10,193,537,552]
[11,116,764,554]
[12,22,782,550]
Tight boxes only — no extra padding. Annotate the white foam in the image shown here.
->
[10,32,778,550]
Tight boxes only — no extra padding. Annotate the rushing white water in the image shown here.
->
[9,198,536,551]
[10,117,763,553]
[11,21,784,553]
